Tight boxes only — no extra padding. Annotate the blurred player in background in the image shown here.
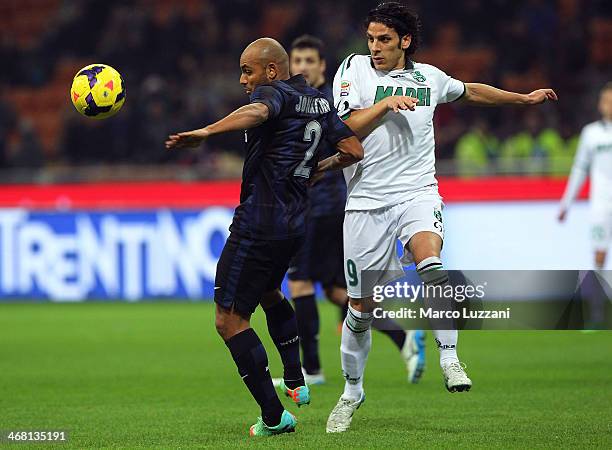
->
[323,2,558,433]
[166,37,363,437]
[283,34,426,387]
[558,82,612,329]
[559,82,612,269]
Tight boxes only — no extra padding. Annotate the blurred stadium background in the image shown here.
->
[1,0,611,178]
[1,2,612,448]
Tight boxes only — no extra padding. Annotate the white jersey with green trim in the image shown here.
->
[561,120,612,211]
[333,54,465,211]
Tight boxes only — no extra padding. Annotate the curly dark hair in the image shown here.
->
[364,2,421,59]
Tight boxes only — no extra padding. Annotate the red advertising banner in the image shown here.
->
[0,177,587,210]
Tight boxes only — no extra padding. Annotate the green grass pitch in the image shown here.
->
[1,302,611,449]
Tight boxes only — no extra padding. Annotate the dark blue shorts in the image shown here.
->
[287,213,345,288]
[214,233,303,316]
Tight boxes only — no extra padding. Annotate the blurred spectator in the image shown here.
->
[454,119,499,177]
[61,116,110,165]
[0,36,22,86]
[0,92,17,168]
[499,112,545,174]
[9,120,44,168]
[498,111,568,175]
[135,98,172,163]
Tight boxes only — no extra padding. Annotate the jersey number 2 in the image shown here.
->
[294,120,322,178]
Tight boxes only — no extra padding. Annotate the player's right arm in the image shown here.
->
[166,85,284,149]
[558,127,593,222]
[165,103,270,149]
[333,54,417,139]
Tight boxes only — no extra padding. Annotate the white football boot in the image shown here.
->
[441,361,472,392]
[326,392,366,433]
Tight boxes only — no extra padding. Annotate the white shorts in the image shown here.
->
[591,207,612,252]
[343,187,444,298]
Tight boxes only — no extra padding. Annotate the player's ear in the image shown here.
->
[266,63,278,81]
[320,59,327,73]
[401,34,412,51]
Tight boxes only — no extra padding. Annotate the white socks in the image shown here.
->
[416,256,459,367]
[433,329,458,366]
[341,304,373,400]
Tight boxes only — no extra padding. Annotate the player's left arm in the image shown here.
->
[311,135,363,185]
[558,128,592,221]
[165,103,269,149]
[461,83,558,106]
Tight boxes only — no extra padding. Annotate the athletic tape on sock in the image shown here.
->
[345,304,373,334]
[416,256,449,285]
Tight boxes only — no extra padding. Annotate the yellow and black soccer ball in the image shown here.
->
[70,64,126,119]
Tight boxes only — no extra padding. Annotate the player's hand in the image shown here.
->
[310,170,325,186]
[165,128,210,149]
[558,209,567,222]
[383,96,419,112]
[525,89,558,105]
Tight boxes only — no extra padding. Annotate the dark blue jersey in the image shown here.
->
[230,75,354,240]
[307,83,348,217]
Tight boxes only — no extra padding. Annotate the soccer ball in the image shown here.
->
[70,64,126,119]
